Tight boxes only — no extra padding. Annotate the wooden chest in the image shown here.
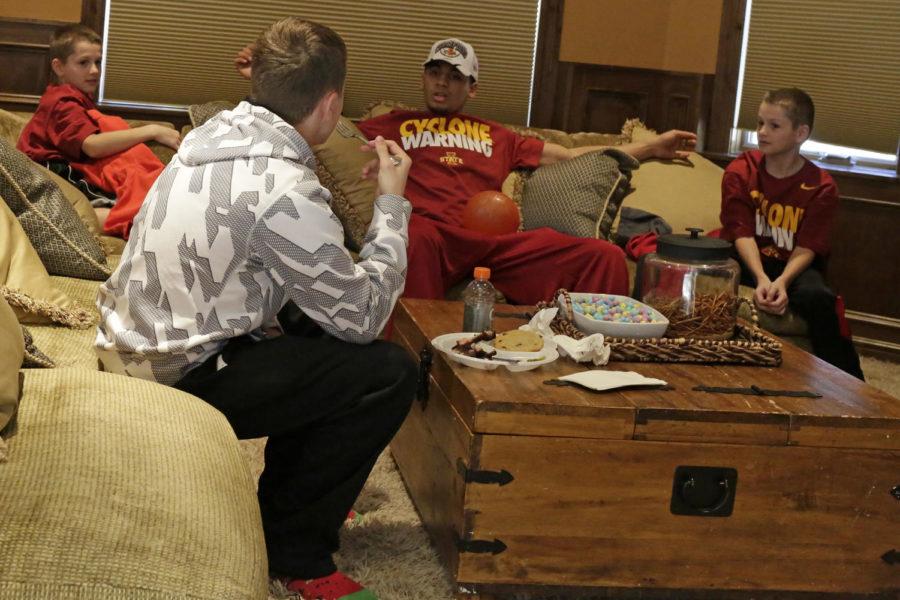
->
[390,299,900,599]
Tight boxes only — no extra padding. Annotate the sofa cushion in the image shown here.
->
[0,139,109,280]
[0,109,27,148]
[0,368,269,599]
[0,295,24,461]
[521,148,639,239]
[313,117,380,251]
[0,197,93,328]
[614,125,723,238]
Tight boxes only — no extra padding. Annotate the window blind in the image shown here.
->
[101,0,539,125]
[737,0,899,154]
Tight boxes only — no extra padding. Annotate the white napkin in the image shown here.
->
[518,308,611,365]
[558,370,667,392]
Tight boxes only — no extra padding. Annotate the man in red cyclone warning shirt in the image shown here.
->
[356,38,697,304]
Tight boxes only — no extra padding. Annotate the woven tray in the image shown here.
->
[538,289,783,367]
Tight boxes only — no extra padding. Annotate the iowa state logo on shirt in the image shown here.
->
[399,117,494,157]
[751,190,806,252]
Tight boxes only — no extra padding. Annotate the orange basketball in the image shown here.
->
[461,191,520,236]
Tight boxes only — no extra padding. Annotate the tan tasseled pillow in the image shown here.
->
[313,117,379,251]
[521,148,640,240]
[613,124,724,237]
[0,295,24,461]
[0,138,110,280]
[0,196,93,328]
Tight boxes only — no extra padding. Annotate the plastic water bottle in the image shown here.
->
[462,267,496,332]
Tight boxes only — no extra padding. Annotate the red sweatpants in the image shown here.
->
[72,110,165,239]
[404,215,629,305]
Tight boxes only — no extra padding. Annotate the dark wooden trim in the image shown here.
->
[97,102,191,130]
[0,18,64,45]
[707,0,748,153]
[847,311,900,362]
[530,0,565,128]
[80,0,106,34]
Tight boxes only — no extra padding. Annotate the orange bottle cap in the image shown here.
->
[473,267,491,280]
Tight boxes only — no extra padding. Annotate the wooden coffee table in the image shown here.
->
[390,298,900,600]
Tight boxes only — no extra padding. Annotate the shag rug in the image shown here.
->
[244,354,899,600]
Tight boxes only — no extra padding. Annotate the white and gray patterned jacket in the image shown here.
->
[95,101,411,385]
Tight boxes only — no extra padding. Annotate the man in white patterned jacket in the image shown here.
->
[95,18,413,600]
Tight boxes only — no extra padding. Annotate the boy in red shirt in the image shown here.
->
[720,88,863,379]
[17,24,180,238]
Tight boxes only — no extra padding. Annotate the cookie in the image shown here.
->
[493,330,543,352]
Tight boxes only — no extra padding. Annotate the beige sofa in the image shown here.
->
[0,102,810,600]
[0,109,269,600]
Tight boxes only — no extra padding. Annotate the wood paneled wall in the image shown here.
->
[532,0,744,151]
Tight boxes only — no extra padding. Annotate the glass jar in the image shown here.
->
[639,228,740,340]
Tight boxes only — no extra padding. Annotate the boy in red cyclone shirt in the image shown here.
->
[17,24,180,238]
[719,88,863,379]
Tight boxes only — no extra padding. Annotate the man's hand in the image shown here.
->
[151,125,181,150]
[234,45,254,80]
[368,136,410,196]
[648,130,697,160]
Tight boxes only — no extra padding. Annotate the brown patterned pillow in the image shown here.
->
[21,325,55,368]
[0,139,109,280]
[188,101,238,128]
[313,117,379,251]
[520,148,639,240]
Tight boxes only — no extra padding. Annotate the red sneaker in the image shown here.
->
[282,571,377,600]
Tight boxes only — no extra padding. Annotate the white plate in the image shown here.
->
[431,333,559,372]
[561,292,669,339]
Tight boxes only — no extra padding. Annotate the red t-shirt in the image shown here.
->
[17,84,100,163]
[358,110,544,226]
[719,150,838,261]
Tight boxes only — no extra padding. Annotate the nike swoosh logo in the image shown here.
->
[800,183,817,191]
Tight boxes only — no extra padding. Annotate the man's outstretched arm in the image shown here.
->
[539,129,697,166]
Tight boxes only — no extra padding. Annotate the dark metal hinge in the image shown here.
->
[890,485,900,501]
[457,459,514,486]
[457,536,507,555]
[882,549,899,565]
[416,346,433,410]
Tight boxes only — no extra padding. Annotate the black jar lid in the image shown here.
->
[657,228,733,261]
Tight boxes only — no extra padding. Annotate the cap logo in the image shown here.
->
[436,40,467,59]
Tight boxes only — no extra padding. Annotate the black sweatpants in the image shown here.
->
[174,323,416,579]
[739,256,864,380]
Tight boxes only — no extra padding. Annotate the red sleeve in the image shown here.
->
[795,182,838,257]
[719,166,757,241]
[47,100,100,161]
[508,132,544,170]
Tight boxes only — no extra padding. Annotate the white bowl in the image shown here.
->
[560,293,669,339]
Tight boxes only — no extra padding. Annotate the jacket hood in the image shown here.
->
[176,101,316,169]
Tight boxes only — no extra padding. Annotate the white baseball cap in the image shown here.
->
[422,38,479,82]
